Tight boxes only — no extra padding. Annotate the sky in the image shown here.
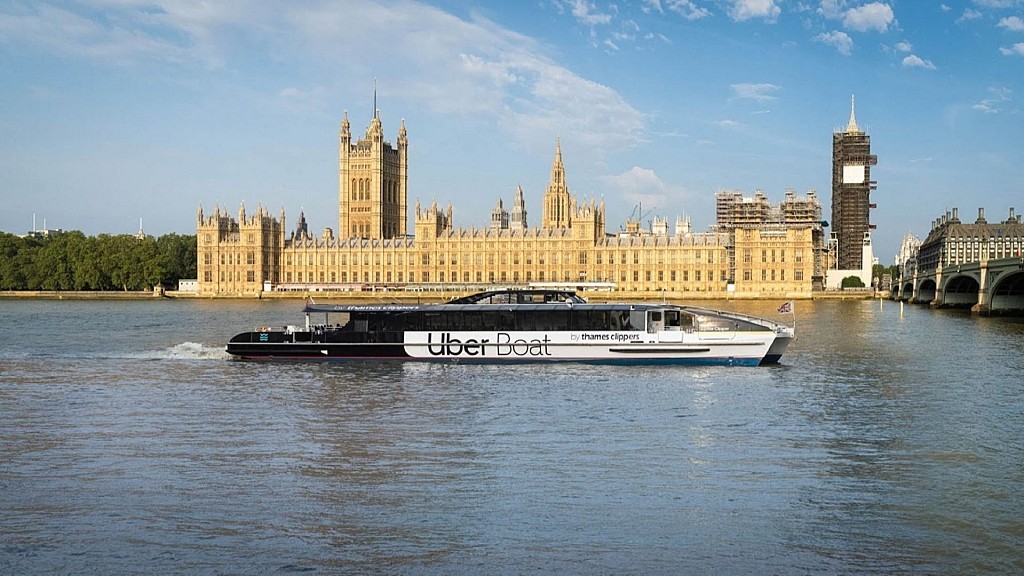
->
[1,0,1023,263]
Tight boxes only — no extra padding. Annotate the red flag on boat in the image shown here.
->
[778,301,793,314]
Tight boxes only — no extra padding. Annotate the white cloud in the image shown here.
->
[643,0,664,14]
[1000,42,1024,56]
[815,30,854,55]
[998,16,1024,31]
[972,86,1013,114]
[957,9,982,23]
[728,0,781,22]
[602,166,688,210]
[0,1,215,67]
[843,2,894,33]
[972,0,1021,8]
[818,0,843,20]
[895,41,913,52]
[902,54,936,69]
[0,0,647,161]
[567,0,613,26]
[731,83,782,101]
[665,0,711,20]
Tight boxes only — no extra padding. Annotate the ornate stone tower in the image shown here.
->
[541,138,574,229]
[338,107,408,239]
[831,96,877,270]
[509,185,528,232]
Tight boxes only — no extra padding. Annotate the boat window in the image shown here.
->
[608,310,631,331]
[665,310,680,327]
[629,311,647,331]
[695,315,749,332]
[664,310,693,329]
[423,312,446,331]
[578,310,610,331]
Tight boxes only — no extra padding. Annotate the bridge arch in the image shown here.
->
[917,279,937,303]
[942,275,980,308]
[991,271,1024,312]
[900,282,913,300]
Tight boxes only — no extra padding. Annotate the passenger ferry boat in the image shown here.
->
[226,289,793,365]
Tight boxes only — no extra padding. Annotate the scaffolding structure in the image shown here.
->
[831,98,878,271]
[714,188,825,287]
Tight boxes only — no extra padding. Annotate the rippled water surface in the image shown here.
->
[1,298,1023,574]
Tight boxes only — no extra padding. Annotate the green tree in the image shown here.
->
[156,233,197,285]
[0,230,198,290]
[0,233,25,289]
[841,275,866,289]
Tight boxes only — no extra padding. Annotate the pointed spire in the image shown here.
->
[846,94,861,133]
[550,137,566,189]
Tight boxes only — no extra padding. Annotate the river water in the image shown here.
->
[1,298,1022,574]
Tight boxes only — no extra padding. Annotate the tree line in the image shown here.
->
[0,231,196,291]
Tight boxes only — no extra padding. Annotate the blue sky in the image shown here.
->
[1,0,1022,262]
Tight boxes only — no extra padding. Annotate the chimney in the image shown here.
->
[977,207,987,224]
[1010,207,1016,222]
[952,207,959,222]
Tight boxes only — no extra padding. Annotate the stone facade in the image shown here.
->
[197,110,819,297]
[917,207,1024,272]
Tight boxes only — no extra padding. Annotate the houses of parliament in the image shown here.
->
[197,107,825,297]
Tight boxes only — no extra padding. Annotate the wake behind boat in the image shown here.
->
[226,289,793,365]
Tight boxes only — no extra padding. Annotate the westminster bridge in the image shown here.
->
[896,256,1024,314]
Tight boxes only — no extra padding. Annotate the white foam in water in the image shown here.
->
[127,342,231,361]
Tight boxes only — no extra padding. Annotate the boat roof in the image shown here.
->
[300,289,783,326]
